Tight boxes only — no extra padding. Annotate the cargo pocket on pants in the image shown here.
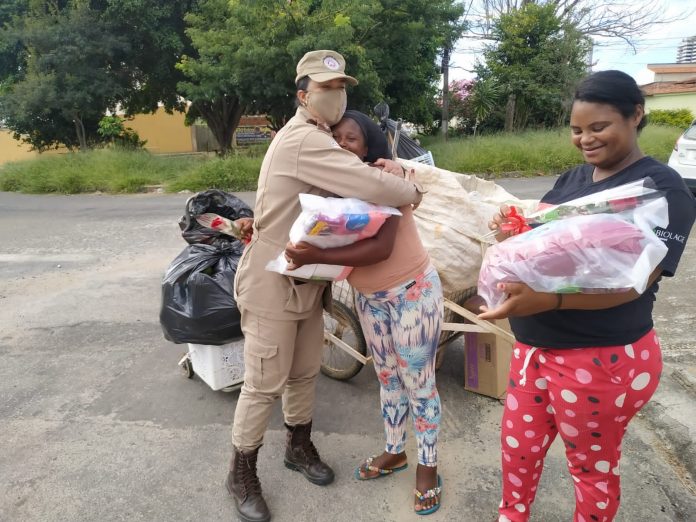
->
[245,339,278,390]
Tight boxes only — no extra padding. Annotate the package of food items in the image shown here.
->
[478,181,669,309]
[265,193,401,281]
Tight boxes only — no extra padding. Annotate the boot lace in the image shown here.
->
[240,453,262,496]
[301,438,321,464]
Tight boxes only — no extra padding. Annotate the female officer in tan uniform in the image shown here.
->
[226,50,424,522]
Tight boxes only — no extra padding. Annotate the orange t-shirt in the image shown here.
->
[347,205,430,294]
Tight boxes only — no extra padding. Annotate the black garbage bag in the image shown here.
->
[179,189,254,246]
[160,241,244,345]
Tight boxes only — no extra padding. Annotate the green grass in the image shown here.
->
[637,124,683,162]
[0,149,204,193]
[420,125,682,177]
[0,148,263,194]
[167,155,262,193]
[0,126,681,194]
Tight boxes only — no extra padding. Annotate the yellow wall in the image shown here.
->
[1,108,201,166]
[127,108,194,153]
[645,93,696,118]
[0,132,71,166]
[0,130,38,164]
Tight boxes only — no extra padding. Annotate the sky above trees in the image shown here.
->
[450,0,696,85]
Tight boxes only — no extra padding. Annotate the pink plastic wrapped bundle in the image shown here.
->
[478,196,669,309]
[266,193,401,281]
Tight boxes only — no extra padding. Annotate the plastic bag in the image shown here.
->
[478,195,669,309]
[265,193,401,281]
[179,189,253,246]
[524,179,662,225]
[160,242,244,345]
[264,260,353,281]
[289,194,402,247]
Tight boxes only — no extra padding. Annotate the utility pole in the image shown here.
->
[441,45,450,141]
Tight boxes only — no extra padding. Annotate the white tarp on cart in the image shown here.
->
[401,159,538,295]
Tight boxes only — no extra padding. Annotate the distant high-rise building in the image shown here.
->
[677,36,696,63]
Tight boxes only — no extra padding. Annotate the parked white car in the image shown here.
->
[668,119,696,195]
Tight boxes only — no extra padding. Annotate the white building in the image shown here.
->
[677,36,696,64]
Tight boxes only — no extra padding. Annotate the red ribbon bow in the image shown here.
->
[500,206,532,235]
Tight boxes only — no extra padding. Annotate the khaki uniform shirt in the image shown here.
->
[234,107,424,319]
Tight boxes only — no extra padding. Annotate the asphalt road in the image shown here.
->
[1,177,695,522]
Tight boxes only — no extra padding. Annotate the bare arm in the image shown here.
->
[478,267,663,320]
[285,216,400,268]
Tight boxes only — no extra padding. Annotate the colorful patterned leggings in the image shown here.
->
[498,330,662,522]
[355,267,443,466]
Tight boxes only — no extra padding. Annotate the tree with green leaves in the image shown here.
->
[443,76,499,136]
[97,115,147,149]
[176,0,250,156]
[0,0,29,90]
[471,0,687,48]
[469,77,500,135]
[103,0,198,115]
[0,3,131,150]
[178,0,464,155]
[363,0,466,127]
[477,2,589,131]
[0,0,196,150]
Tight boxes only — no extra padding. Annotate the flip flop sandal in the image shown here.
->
[414,474,442,516]
[354,456,408,481]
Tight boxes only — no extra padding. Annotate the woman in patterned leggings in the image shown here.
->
[285,110,444,515]
[481,71,696,521]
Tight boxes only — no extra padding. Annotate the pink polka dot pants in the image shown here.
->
[498,330,662,522]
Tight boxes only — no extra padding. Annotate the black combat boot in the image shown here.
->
[283,421,335,486]
[226,446,271,522]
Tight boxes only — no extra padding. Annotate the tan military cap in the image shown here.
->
[295,50,358,86]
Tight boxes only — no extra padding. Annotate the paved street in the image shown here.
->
[1,177,695,522]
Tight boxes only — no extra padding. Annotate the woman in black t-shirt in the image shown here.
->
[480,71,696,522]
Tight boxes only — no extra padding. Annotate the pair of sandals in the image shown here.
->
[354,456,442,516]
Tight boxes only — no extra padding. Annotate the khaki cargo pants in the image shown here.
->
[231,301,325,451]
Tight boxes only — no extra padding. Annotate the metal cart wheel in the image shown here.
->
[178,354,195,379]
[321,299,368,381]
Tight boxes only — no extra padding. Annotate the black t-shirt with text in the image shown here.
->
[509,157,696,349]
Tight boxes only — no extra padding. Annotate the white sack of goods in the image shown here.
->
[401,159,537,295]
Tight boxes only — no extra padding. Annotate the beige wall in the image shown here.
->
[645,93,696,118]
[653,72,696,82]
[0,130,38,164]
[127,109,194,153]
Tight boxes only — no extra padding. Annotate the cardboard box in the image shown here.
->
[463,319,513,399]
